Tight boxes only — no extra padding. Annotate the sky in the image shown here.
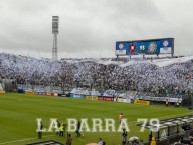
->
[0,0,193,59]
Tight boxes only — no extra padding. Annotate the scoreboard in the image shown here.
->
[116,38,174,56]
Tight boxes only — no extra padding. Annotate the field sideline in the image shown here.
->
[0,93,192,145]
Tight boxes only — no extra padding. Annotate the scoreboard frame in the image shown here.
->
[116,38,174,57]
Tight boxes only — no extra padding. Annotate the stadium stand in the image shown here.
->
[0,53,192,96]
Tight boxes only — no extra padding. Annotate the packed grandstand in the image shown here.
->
[0,52,192,100]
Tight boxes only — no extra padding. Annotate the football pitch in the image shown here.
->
[0,93,192,145]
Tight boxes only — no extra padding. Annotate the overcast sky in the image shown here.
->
[0,0,193,59]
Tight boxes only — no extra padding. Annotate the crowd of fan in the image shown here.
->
[0,53,192,96]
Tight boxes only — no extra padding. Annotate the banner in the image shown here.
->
[135,95,182,103]
[134,100,150,105]
[25,91,34,95]
[53,93,58,96]
[39,92,46,95]
[98,96,114,101]
[46,92,52,96]
[86,96,98,100]
[114,97,131,103]
[33,92,46,95]
[98,96,104,101]
[103,97,114,101]
[70,93,85,99]
[0,90,5,94]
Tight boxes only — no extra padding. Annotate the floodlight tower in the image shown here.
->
[52,16,59,60]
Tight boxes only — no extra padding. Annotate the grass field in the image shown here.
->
[0,93,192,145]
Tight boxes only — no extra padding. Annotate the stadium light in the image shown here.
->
[52,16,59,60]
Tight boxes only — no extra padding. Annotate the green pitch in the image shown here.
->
[0,93,192,145]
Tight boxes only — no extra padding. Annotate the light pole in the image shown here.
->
[52,16,59,60]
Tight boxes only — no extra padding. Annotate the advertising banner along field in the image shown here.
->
[134,100,150,105]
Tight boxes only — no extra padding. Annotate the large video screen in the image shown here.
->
[116,38,174,56]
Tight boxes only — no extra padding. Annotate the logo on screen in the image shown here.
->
[130,44,136,54]
[163,40,169,47]
[119,43,124,49]
[131,45,135,50]
[148,42,157,53]
[140,45,145,51]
